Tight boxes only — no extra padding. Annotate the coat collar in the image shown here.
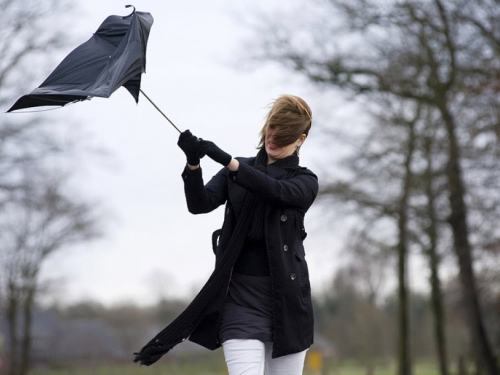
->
[254,148,300,180]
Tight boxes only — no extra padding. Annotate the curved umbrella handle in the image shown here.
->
[124,5,136,17]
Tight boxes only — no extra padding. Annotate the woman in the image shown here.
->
[134,95,317,373]
[177,94,318,375]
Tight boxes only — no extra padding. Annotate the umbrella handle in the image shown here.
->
[140,89,182,134]
[124,5,136,17]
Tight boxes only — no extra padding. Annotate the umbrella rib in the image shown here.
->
[140,89,181,133]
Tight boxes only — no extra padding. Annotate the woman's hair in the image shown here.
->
[258,94,312,149]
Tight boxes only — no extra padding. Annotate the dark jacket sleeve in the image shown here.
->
[232,161,319,210]
[181,165,228,214]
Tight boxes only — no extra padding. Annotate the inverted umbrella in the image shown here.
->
[7,5,180,132]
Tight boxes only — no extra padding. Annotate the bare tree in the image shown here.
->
[345,229,391,306]
[0,1,107,374]
[421,114,449,375]
[316,264,394,360]
[0,0,76,202]
[395,104,418,375]
[242,0,500,373]
[0,0,72,105]
[319,94,427,374]
[0,169,101,375]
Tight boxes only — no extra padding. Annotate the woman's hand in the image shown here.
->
[177,130,200,167]
[196,139,232,167]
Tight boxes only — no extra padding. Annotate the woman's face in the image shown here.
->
[265,127,305,164]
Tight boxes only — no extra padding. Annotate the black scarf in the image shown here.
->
[133,149,299,366]
[246,148,268,241]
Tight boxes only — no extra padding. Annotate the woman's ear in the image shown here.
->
[298,134,307,146]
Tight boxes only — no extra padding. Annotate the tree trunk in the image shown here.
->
[397,121,416,375]
[428,237,449,375]
[438,100,499,375]
[7,281,19,375]
[424,133,449,375]
[458,355,467,375]
[19,286,34,375]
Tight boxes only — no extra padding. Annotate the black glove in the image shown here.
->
[177,130,200,165]
[196,139,232,167]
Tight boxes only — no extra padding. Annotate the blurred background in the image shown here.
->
[0,0,499,375]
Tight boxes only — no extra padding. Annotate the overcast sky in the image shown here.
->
[30,0,397,306]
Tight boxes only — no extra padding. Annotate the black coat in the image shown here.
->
[181,155,318,358]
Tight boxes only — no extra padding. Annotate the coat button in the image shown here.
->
[226,207,230,215]
[281,215,287,222]
[290,273,296,280]
[283,245,288,251]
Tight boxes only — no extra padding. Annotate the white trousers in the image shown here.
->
[222,339,308,375]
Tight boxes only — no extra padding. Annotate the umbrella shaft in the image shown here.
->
[140,89,181,133]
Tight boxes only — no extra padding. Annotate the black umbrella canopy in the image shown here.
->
[7,7,153,112]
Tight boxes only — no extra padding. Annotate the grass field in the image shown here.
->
[31,355,473,375]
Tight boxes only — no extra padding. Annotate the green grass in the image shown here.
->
[31,356,470,375]
[318,358,474,375]
[34,363,226,375]
[32,353,228,375]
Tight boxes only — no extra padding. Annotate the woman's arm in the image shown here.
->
[195,140,318,209]
[231,161,319,210]
[226,158,240,172]
[178,131,228,214]
[182,165,228,214]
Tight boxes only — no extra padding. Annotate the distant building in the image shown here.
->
[0,310,124,367]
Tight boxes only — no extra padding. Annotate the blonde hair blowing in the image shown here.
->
[258,94,312,149]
